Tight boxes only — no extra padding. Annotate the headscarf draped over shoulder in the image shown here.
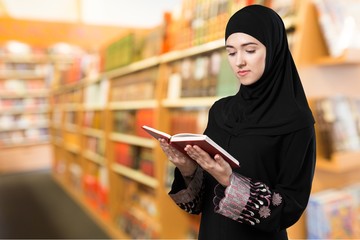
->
[213,5,314,136]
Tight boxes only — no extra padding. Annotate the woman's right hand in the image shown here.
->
[159,138,198,177]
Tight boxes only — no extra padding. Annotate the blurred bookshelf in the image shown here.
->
[45,0,360,239]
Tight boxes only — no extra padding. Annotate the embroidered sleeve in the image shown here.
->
[213,172,283,226]
[168,167,204,214]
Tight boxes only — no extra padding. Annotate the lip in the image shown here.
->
[237,70,250,76]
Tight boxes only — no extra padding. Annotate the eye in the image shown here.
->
[227,51,236,56]
[246,49,256,54]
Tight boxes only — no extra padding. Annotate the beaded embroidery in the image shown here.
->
[272,192,283,206]
[259,206,271,218]
[214,172,283,226]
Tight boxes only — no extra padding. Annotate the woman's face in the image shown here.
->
[225,32,266,86]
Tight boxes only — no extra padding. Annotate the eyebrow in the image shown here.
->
[225,42,258,48]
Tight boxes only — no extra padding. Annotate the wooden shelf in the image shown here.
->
[64,143,80,154]
[62,104,83,111]
[82,128,105,138]
[0,140,50,149]
[50,122,62,129]
[105,56,161,79]
[314,49,360,66]
[162,97,220,108]
[111,163,158,189]
[316,151,360,173]
[160,39,224,62]
[0,70,47,79]
[64,123,79,133]
[51,79,85,93]
[108,100,158,110]
[0,53,48,63]
[0,90,49,98]
[83,150,106,166]
[82,105,106,111]
[0,123,49,131]
[109,132,156,148]
[0,106,49,115]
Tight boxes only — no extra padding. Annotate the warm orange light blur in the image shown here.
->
[0,17,134,50]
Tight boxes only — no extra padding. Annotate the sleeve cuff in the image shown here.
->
[213,173,251,221]
[169,166,203,204]
[214,172,281,226]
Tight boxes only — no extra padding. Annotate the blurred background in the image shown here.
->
[0,0,360,239]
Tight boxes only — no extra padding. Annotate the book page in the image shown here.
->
[172,133,205,139]
[142,125,171,140]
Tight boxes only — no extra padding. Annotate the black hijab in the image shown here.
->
[213,4,314,136]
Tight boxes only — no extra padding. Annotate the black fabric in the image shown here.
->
[217,5,314,136]
[199,108,316,239]
[170,118,316,239]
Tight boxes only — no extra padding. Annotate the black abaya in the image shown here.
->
[168,4,316,240]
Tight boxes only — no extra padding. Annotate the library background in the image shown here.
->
[1,0,360,239]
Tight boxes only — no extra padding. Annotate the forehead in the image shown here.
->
[225,32,262,46]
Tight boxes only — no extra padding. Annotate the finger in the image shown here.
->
[214,154,231,171]
[185,145,200,160]
[159,140,177,160]
[214,154,224,165]
[192,145,212,161]
[159,140,176,156]
[193,145,209,156]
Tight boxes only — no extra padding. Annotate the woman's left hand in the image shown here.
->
[185,145,232,186]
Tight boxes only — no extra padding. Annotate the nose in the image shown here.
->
[236,53,246,67]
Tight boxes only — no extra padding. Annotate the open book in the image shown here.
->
[142,125,240,168]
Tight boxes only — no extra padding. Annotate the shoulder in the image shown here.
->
[207,96,235,119]
[284,126,316,145]
[210,95,235,112]
[215,95,235,105]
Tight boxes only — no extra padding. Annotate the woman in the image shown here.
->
[159,4,316,240]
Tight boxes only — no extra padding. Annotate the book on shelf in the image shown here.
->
[344,183,360,238]
[114,142,133,167]
[313,0,360,57]
[113,110,136,134]
[135,109,155,138]
[312,96,360,158]
[142,125,240,168]
[307,188,357,239]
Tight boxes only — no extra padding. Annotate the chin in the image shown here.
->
[240,81,254,86]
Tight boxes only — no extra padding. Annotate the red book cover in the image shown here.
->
[135,109,154,138]
[142,125,240,168]
[139,159,155,177]
[114,142,133,167]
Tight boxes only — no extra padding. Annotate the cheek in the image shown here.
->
[255,55,266,76]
